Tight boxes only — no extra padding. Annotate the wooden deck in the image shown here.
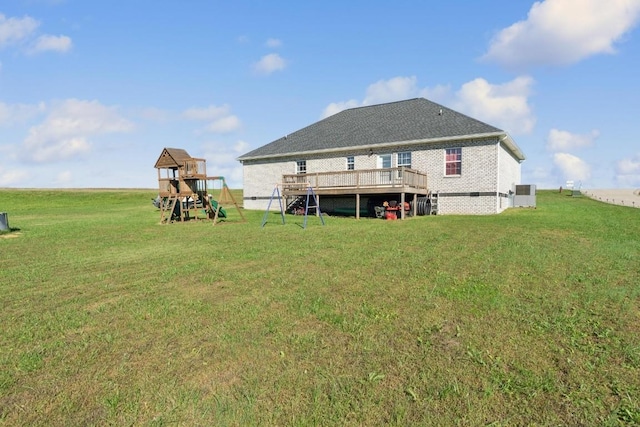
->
[281,168,428,219]
[282,167,428,196]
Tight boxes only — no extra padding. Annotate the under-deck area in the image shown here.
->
[282,167,429,219]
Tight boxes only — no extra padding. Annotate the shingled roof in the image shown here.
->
[238,98,524,161]
[154,148,192,169]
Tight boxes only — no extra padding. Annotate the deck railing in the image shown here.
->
[282,167,428,193]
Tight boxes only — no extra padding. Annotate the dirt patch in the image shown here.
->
[0,232,21,239]
[583,189,640,207]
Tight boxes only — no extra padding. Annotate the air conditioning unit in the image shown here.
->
[513,184,536,208]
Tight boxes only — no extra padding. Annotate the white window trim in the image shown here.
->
[397,151,411,179]
[296,160,307,174]
[444,147,462,177]
[377,154,392,169]
[397,151,411,168]
[377,154,392,183]
[346,156,355,170]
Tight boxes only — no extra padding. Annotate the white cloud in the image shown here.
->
[546,128,599,151]
[29,34,72,54]
[138,107,171,122]
[183,105,230,121]
[482,0,640,69]
[233,139,250,153]
[617,155,640,174]
[322,75,536,135]
[0,13,72,55]
[615,153,640,186]
[207,115,241,133]
[523,164,562,189]
[419,84,452,103]
[321,100,360,118]
[252,53,286,75]
[0,166,29,186]
[202,140,251,188]
[553,152,591,182]
[22,99,134,163]
[0,101,46,125]
[265,38,282,48]
[183,104,241,134]
[452,76,536,134]
[203,140,248,166]
[363,76,419,105]
[0,13,39,47]
[55,170,73,185]
[322,76,420,118]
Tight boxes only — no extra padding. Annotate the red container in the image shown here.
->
[385,207,399,220]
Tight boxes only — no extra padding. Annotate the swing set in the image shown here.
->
[261,183,325,229]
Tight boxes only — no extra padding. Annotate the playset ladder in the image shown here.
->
[160,196,179,223]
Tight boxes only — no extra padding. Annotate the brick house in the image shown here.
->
[238,98,525,215]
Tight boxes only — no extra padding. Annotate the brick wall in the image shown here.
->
[241,137,522,214]
[242,149,375,210]
[242,159,293,210]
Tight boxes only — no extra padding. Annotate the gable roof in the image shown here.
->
[154,148,192,168]
[238,98,525,161]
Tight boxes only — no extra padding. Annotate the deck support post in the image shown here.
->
[401,192,406,220]
[356,194,360,219]
[413,193,417,217]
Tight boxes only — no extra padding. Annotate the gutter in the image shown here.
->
[499,134,525,162]
[238,131,526,162]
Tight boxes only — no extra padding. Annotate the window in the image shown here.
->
[397,151,411,178]
[296,160,307,174]
[377,154,392,182]
[346,156,354,170]
[397,152,411,169]
[377,154,392,168]
[445,148,461,175]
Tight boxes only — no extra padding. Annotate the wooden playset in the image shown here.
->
[154,147,245,225]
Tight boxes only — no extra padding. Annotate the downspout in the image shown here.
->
[497,136,503,212]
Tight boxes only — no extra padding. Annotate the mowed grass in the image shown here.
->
[0,189,639,426]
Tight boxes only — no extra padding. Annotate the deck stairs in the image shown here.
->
[262,184,325,228]
[286,196,306,214]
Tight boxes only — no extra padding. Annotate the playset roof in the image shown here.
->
[154,148,193,169]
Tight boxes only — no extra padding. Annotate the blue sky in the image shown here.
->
[1,0,640,189]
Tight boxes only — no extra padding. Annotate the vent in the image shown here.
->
[513,184,536,208]
[515,185,532,196]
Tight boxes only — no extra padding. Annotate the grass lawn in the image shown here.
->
[0,189,638,426]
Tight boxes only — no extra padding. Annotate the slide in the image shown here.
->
[209,199,227,218]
